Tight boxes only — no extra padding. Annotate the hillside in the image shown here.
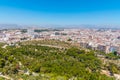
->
[0,40,116,80]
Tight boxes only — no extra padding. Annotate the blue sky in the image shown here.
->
[0,0,120,25]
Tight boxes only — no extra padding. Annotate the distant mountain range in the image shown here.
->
[0,24,120,30]
[0,24,23,29]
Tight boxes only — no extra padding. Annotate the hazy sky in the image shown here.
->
[0,0,120,25]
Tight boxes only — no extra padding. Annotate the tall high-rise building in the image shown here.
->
[27,28,34,35]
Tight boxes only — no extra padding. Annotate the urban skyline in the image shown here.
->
[0,1,120,79]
